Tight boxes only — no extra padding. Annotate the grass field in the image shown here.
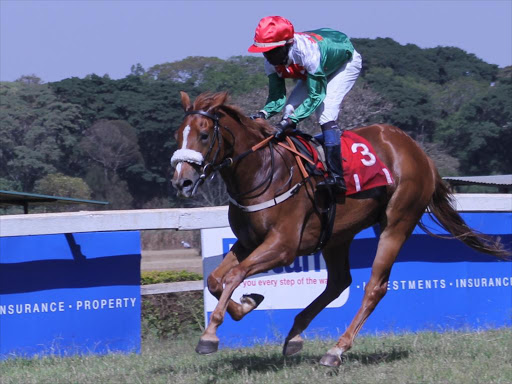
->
[1,328,511,384]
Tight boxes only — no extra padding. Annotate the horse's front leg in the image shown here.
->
[196,235,295,354]
[206,241,264,321]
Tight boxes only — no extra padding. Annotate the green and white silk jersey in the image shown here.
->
[262,28,355,123]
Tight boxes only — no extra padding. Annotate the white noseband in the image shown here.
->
[170,149,204,168]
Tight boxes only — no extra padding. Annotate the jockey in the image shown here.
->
[248,16,362,193]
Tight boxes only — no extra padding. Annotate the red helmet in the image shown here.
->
[248,16,294,53]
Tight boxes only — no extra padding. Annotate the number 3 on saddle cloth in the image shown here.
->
[295,131,394,194]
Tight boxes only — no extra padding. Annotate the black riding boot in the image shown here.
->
[317,144,347,194]
[317,121,346,194]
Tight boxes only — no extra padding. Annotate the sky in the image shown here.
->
[1,0,511,83]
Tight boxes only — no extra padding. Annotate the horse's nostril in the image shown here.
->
[182,179,193,188]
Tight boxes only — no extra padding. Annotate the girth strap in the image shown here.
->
[228,182,304,212]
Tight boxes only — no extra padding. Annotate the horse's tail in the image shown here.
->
[418,175,511,260]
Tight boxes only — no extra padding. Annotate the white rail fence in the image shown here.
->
[1,194,510,238]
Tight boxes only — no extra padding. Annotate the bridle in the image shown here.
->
[186,109,236,175]
[171,110,236,195]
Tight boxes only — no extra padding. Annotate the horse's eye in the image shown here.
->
[200,132,209,141]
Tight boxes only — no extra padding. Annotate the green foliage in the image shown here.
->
[364,68,439,139]
[142,271,205,338]
[201,56,267,95]
[146,56,267,95]
[34,173,92,199]
[435,76,512,175]
[0,82,83,190]
[355,38,438,82]
[141,270,203,285]
[0,178,22,191]
[142,291,204,338]
[49,75,189,204]
[425,46,499,84]
[353,38,498,84]
[80,120,143,173]
[146,56,225,83]
[430,77,489,117]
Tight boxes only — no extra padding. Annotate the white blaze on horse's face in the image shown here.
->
[175,125,190,177]
[170,123,205,198]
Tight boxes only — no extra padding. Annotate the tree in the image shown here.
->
[435,78,512,175]
[0,81,82,190]
[364,68,439,141]
[426,46,498,84]
[146,56,225,84]
[80,120,143,183]
[419,142,460,176]
[430,77,488,117]
[130,63,146,77]
[34,173,92,199]
[338,82,394,130]
[50,74,191,205]
[353,38,498,84]
[15,74,43,85]
[146,56,267,95]
[179,175,229,208]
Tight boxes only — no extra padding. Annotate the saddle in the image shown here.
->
[280,130,393,251]
[286,131,394,194]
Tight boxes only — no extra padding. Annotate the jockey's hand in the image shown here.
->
[249,111,266,120]
[274,118,297,141]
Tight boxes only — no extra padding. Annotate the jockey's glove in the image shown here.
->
[274,118,297,141]
[249,111,267,120]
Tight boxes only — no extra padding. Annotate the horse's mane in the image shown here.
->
[192,92,275,136]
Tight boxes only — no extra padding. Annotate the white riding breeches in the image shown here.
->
[283,49,362,125]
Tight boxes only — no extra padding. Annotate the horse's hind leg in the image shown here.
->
[283,240,352,356]
[320,203,425,367]
[206,241,264,321]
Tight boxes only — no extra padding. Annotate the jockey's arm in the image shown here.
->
[261,73,287,118]
[288,74,327,124]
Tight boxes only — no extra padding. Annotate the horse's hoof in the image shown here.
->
[195,339,219,355]
[319,353,342,367]
[241,293,264,308]
[283,339,303,356]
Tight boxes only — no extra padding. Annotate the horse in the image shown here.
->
[170,91,508,367]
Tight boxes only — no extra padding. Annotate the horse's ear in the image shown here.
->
[180,91,192,112]
[207,92,229,113]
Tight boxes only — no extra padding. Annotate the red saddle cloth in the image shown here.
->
[298,131,394,196]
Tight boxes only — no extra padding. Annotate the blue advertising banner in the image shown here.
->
[0,231,141,359]
[201,212,512,348]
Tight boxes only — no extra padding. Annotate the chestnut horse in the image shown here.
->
[170,91,507,367]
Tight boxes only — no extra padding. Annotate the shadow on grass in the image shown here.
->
[159,348,408,376]
[345,347,410,365]
[149,366,176,375]
[148,352,318,378]
[146,345,410,382]
[207,352,319,376]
